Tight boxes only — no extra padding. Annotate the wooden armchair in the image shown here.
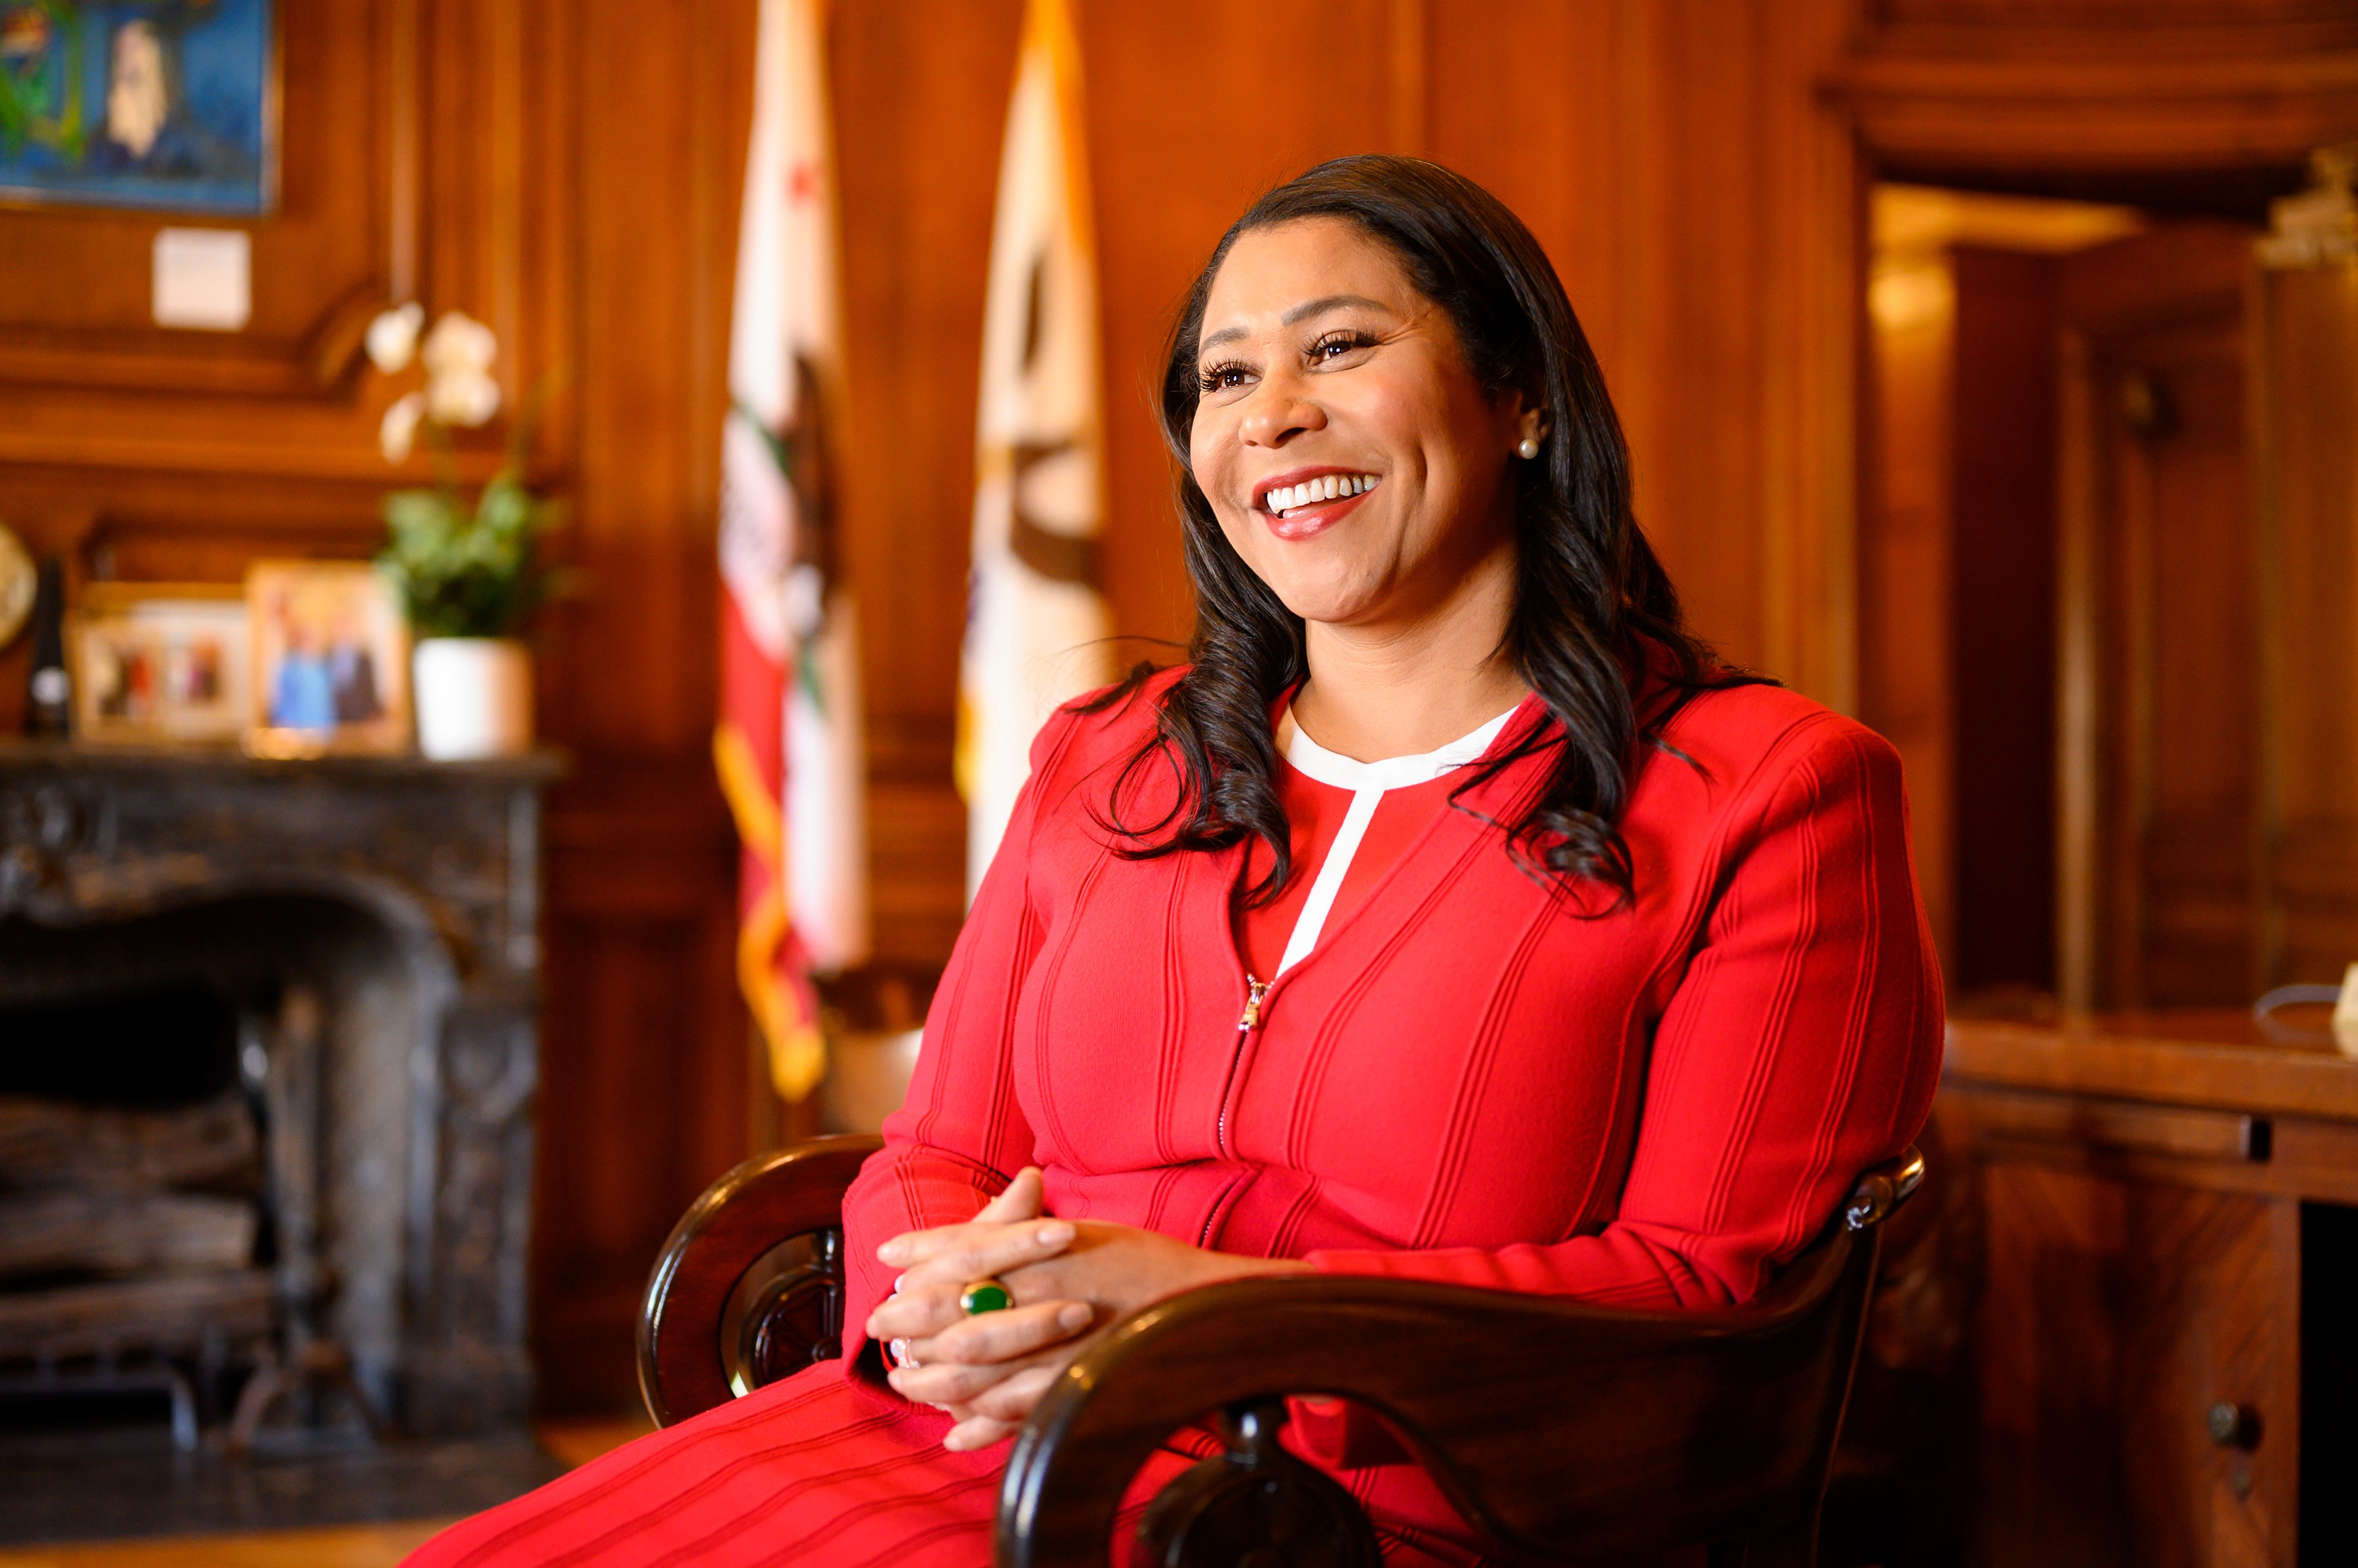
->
[639,1135,1924,1567]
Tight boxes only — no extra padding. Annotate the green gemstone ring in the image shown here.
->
[959,1278,1013,1316]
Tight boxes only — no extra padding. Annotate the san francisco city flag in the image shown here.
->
[716,0,868,1103]
[957,0,1116,897]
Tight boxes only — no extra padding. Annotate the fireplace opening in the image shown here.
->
[2,979,245,1104]
[0,896,415,1463]
[0,977,282,1450]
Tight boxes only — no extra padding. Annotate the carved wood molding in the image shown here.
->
[0,411,529,483]
[1830,35,2358,171]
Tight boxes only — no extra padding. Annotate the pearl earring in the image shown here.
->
[1516,437,1541,459]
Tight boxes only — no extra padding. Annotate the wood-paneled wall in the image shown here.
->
[6,0,2355,1410]
[1947,250,2063,999]
[530,1,753,1410]
[2259,260,2358,986]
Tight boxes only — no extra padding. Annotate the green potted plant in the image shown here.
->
[367,305,561,759]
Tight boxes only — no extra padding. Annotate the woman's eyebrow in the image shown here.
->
[1280,292,1390,326]
[1198,294,1396,355]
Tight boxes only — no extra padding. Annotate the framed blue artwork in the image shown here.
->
[0,0,275,215]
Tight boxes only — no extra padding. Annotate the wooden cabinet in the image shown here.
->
[1943,1012,2358,1567]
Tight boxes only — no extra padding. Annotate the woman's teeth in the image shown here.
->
[1266,473,1379,516]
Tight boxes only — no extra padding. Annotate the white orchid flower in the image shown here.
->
[426,365,502,428]
[421,311,498,378]
[365,301,425,375]
[379,390,427,463]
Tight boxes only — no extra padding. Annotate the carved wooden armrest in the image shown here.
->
[639,1138,1923,1565]
[637,1134,882,1427]
[1000,1147,1924,1567]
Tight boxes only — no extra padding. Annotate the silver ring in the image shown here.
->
[887,1336,918,1370]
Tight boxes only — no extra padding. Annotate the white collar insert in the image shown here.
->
[1267,701,1521,976]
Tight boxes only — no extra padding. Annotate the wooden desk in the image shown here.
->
[1940,1010,2358,1568]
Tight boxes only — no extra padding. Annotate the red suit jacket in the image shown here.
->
[408,668,1942,1567]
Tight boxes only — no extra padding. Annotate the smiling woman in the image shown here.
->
[403,155,1943,1568]
[1103,158,1737,937]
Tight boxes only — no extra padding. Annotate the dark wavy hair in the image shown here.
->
[1091,153,1748,908]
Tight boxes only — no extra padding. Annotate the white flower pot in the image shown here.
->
[413,637,534,760]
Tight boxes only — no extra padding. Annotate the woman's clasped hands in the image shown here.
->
[864,1166,1307,1451]
[863,1168,1083,1452]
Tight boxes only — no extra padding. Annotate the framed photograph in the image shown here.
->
[68,580,251,744]
[0,0,279,215]
[245,561,410,757]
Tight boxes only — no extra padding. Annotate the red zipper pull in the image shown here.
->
[1238,974,1269,1031]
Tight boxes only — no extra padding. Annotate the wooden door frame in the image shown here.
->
[1817,17,2358,1008]
[2055,322,2107,1011]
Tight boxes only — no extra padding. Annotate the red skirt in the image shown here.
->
[399,1363,1503,1567]
[405,1370,1006,1567]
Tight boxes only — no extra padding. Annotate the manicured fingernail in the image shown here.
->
[878,1239,909,1263]
[1057,1303,1091,1332]
[1037,1222,1074,1247]
[892,1273,908,1294]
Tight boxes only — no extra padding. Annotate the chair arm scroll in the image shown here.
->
[636,1133,882,1429]
[1842,1146,1926,1232]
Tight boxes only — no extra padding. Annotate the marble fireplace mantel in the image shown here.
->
[0,740,564,1440]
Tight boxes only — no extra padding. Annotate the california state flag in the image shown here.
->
[957,0,1116,896]
[717,0,867,1103]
